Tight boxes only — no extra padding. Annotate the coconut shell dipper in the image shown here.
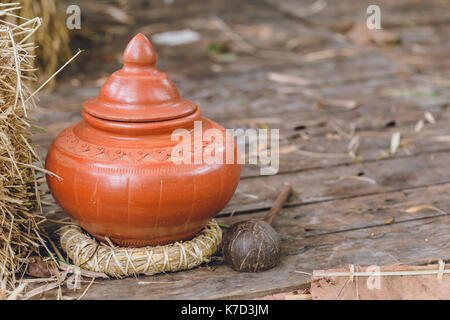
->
[222,184,293,272]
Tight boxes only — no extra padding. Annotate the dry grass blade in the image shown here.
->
[76,277,95,300]
[26,49,83,103]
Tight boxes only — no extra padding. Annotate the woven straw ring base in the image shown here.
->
[57,219,222,278]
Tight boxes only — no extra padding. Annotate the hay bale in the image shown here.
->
[0,3,47,300]
[0,0,71,89]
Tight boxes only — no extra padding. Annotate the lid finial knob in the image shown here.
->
[123,33,156,66]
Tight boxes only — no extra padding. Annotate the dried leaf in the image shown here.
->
[432,136,450,142]
[276,86,321,97]
[347,135,360,159]
[347,23,400,46]
[390,132,401,154]
[278,145,298,155]
[316,99,360,110]
[95,4,135,25]
[433,76,450,88]
[424,112,436,124]
[370,29,401,45]
[268,72,310,85]
[25,256,52,278]
[348,136,360,153]
[339,175,376,185]
[241,193,259,199]
[293,0,327,18]
[152,29,201,46]
[414,119,424,133]
[405,205,445,214]
[302,48,356,62]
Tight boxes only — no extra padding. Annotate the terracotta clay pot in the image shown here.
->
[45,34,241,247]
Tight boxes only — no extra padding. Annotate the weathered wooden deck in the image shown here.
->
[33,0,449,299]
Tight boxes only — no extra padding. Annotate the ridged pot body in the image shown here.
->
[46,114,241,247]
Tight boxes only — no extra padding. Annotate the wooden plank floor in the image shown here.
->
[33,0,449,299]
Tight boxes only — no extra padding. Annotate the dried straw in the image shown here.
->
[0,3,48,299]
[0,0,71,89]
[58,220,222,278]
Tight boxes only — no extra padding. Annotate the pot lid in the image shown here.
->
[83,33,198,122]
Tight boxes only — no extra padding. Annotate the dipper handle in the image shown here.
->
[263,184,293,226]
